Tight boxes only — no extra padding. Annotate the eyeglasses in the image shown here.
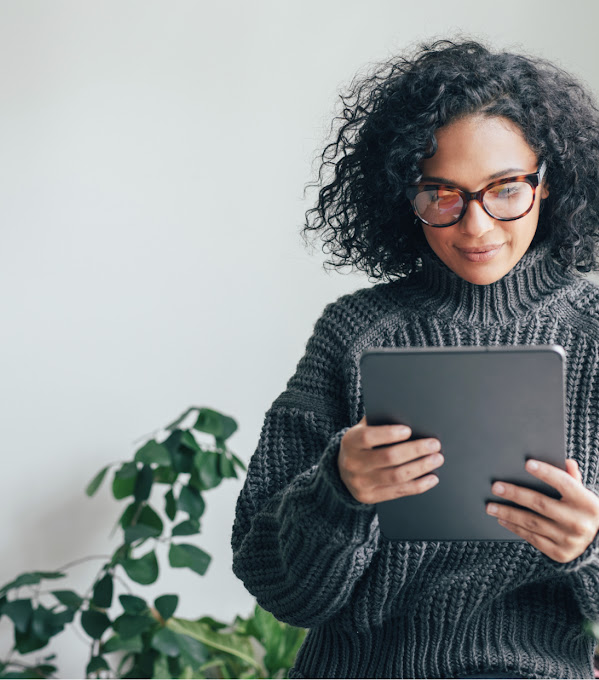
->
[406,161,547,228]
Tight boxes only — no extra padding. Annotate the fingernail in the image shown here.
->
[527,460,539,471]
[487,504,498,515]
[492,483,505,495]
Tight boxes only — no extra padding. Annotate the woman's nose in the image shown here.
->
[457,199,495,236]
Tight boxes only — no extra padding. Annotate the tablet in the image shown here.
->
[360,345,567,541]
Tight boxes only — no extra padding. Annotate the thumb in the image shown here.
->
[566,458,583,483]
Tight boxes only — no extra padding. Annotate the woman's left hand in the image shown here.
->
[486,459,599,563]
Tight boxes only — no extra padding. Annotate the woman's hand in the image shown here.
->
[338,416,445,504]
[486,459,599,563]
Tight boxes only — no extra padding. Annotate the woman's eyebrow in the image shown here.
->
[420,167,527,185]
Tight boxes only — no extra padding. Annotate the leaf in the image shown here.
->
[121,550,159,585]
[92,574,113,609]
[53,608,75,627]
[112,462,138,500]
[247,606,306,676]
[112,613,155,639]
[31,605,69,640]
[81,610,111,639]
[180,430,201,451]
[165,489,177,521]
[15,629,48,654]
[154,595,178,621]
[125,504,164,543]
[152,653,171,679]
[170,632,209,667]
[168,544,211,576]
[119,594,148,614]
[101,633,143,653]
[86,656,110,675]
[193,450,222,490]
[172,519,200,537]
[163,430,194,474]
[154,466,177,484]
[119,501,140,529]
[166,656,182,679]
[231,453,247,472]
[121,503,163,543]
[164,407,198,431]
[135,440,172,466]
[151,627,181,657]
[0,571,65,596]
[197,615,228,631]
[134,464,153,503]
[52,590,84,610]
[168,618,259,670]
[2,599,33,633]
[177,485,205,520]
[218,452,237,479]
[86,466,110,497]
[193,408,238,441]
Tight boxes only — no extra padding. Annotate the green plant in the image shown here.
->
[0,407,306,679]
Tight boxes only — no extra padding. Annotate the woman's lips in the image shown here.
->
[456,244,504,262]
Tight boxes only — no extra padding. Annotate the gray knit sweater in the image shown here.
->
[231,240,599,679]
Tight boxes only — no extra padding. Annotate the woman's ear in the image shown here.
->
[541,183,549,199]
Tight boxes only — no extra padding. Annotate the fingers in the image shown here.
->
[369,450,444,487]
[566,458,583,483]
[343,421,441,468]
[339,419,445,504]
[524,459,596,510]
[350,417,413,451]
[371,473,440,504]
[487,459,599,559]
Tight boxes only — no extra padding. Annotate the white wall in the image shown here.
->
[1,1,598,676]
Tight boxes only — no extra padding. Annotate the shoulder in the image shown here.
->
[279,280,409,407]
[310,278,410,351]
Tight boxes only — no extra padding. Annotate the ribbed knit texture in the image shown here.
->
[231,240,599,679]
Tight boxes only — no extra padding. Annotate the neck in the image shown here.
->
[405,240,579,325]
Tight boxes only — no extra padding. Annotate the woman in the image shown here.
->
[231,39,599,679]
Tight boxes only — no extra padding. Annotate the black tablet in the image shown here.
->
[360,345,567,541]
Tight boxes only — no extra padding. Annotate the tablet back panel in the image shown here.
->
[360,346,566,541]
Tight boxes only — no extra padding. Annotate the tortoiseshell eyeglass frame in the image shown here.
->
[406,161,547,227]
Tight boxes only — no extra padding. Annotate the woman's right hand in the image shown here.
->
[338,416,444,504]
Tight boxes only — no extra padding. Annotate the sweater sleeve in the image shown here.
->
[540,483,599,624]
[231,301,380,629]
[538,322,599,624]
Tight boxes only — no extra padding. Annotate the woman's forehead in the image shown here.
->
[419,114,539,187]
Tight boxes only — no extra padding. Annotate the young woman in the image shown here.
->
[231,39,599,679]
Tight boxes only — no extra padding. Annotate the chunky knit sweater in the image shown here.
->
[231,240,599,679]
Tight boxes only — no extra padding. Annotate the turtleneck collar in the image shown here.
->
[405,239,580,326]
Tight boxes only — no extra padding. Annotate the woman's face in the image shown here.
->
[418,114,549,285]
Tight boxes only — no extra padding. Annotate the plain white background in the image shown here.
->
[1,1,599,676]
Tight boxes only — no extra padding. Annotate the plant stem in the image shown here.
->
[57,555,111,573]
[112,571,132,594]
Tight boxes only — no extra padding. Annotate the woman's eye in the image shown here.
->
[493,183,522,198]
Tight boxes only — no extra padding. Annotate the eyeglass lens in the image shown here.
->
[414,180,535,226]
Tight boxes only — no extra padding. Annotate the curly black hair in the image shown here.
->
[302,38,599,280]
